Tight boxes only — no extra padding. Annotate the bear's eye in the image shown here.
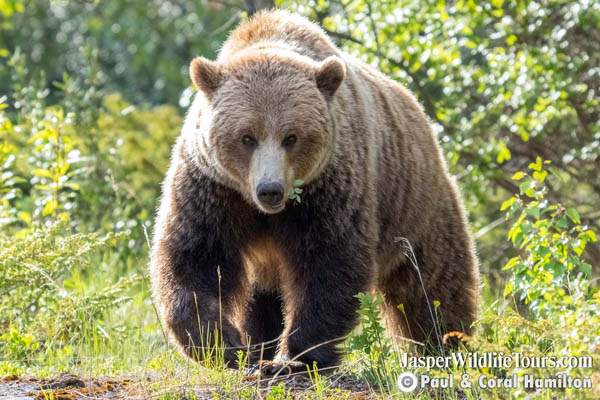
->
[242,135,258,147]
[282,135,297,148]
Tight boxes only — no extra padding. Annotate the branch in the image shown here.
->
[322,28,363,45]
[364,0,382,68]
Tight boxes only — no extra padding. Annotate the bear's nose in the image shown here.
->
[257,182,284,206]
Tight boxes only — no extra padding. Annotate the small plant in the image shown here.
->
[306,363,330,399]
[288,179,304,204]
[348,292,398,393]
[266,382,287,400]
[0,328,39,361]
[349,293,390,359]
[27,106,80,221]
[0,97,24,227]
[462,158,600,396]
[0,223,135,367]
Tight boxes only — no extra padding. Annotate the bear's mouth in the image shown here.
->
[255,200,286,215]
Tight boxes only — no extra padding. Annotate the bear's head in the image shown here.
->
[187,50,345,214]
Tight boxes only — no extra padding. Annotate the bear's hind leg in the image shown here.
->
[379,247,478,353]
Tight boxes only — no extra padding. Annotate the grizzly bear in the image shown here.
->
[150,10,479,375]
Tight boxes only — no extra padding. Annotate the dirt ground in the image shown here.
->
[1,372,374,399]
[0,373,148,399]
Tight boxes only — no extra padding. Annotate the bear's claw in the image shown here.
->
[259,360,308,377]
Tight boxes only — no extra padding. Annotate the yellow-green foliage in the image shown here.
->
[0,59,178,376]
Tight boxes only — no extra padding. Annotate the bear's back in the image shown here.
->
[219,10,338,62]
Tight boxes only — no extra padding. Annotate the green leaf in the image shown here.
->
[511,171,524,180]
[506,35,517,45]
[579,263,592,276]
[584,230,597,242]
[27,129,52,143]
[556,216,568,229]
[519,181,531,195]
[566,208,580,224]
[529,157,542,171]
[526,206,540,219]
[32,169,53,178]
[42,199,58,216]
[525,187,535,198]
[500,197,516,211]
[59,162,70,176]
[497,146,511,163]
[491,8,503,17]
[532,170,547,182]
[513,231,524,245]
[18,211,31,225]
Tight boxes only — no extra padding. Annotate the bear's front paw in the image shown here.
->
[259,360,308,378]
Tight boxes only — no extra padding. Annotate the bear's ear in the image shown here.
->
[315,56,346,100]
[189,56,222,95]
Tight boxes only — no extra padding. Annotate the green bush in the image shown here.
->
[0,224,133,346]
[502,158,597,315]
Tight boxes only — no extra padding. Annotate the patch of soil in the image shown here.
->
[2,371,376,399]
[1,373,140,399]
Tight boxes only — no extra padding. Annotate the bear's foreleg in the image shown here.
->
[162,284,245,364]
[150,183,254,365]
[267,226,374,375]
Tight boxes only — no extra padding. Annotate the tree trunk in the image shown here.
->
[245,0,275,16]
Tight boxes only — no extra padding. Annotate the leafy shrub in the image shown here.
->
[502,157,597,315]
[469,160,599,398]
[0,224,135,353]
[0,60,160,371]
[0,227,141,377]
[0,0,236,105]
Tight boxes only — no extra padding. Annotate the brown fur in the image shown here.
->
[150,10,479,372]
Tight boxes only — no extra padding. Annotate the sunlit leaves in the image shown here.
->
[22,106,80,221]
[566,208,580,224]
[502,160,597,317]
[496,144,511,163]
[500,196,516,211]
[0,0,24,17]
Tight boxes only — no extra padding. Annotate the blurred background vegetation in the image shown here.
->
[0,0,599,398]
